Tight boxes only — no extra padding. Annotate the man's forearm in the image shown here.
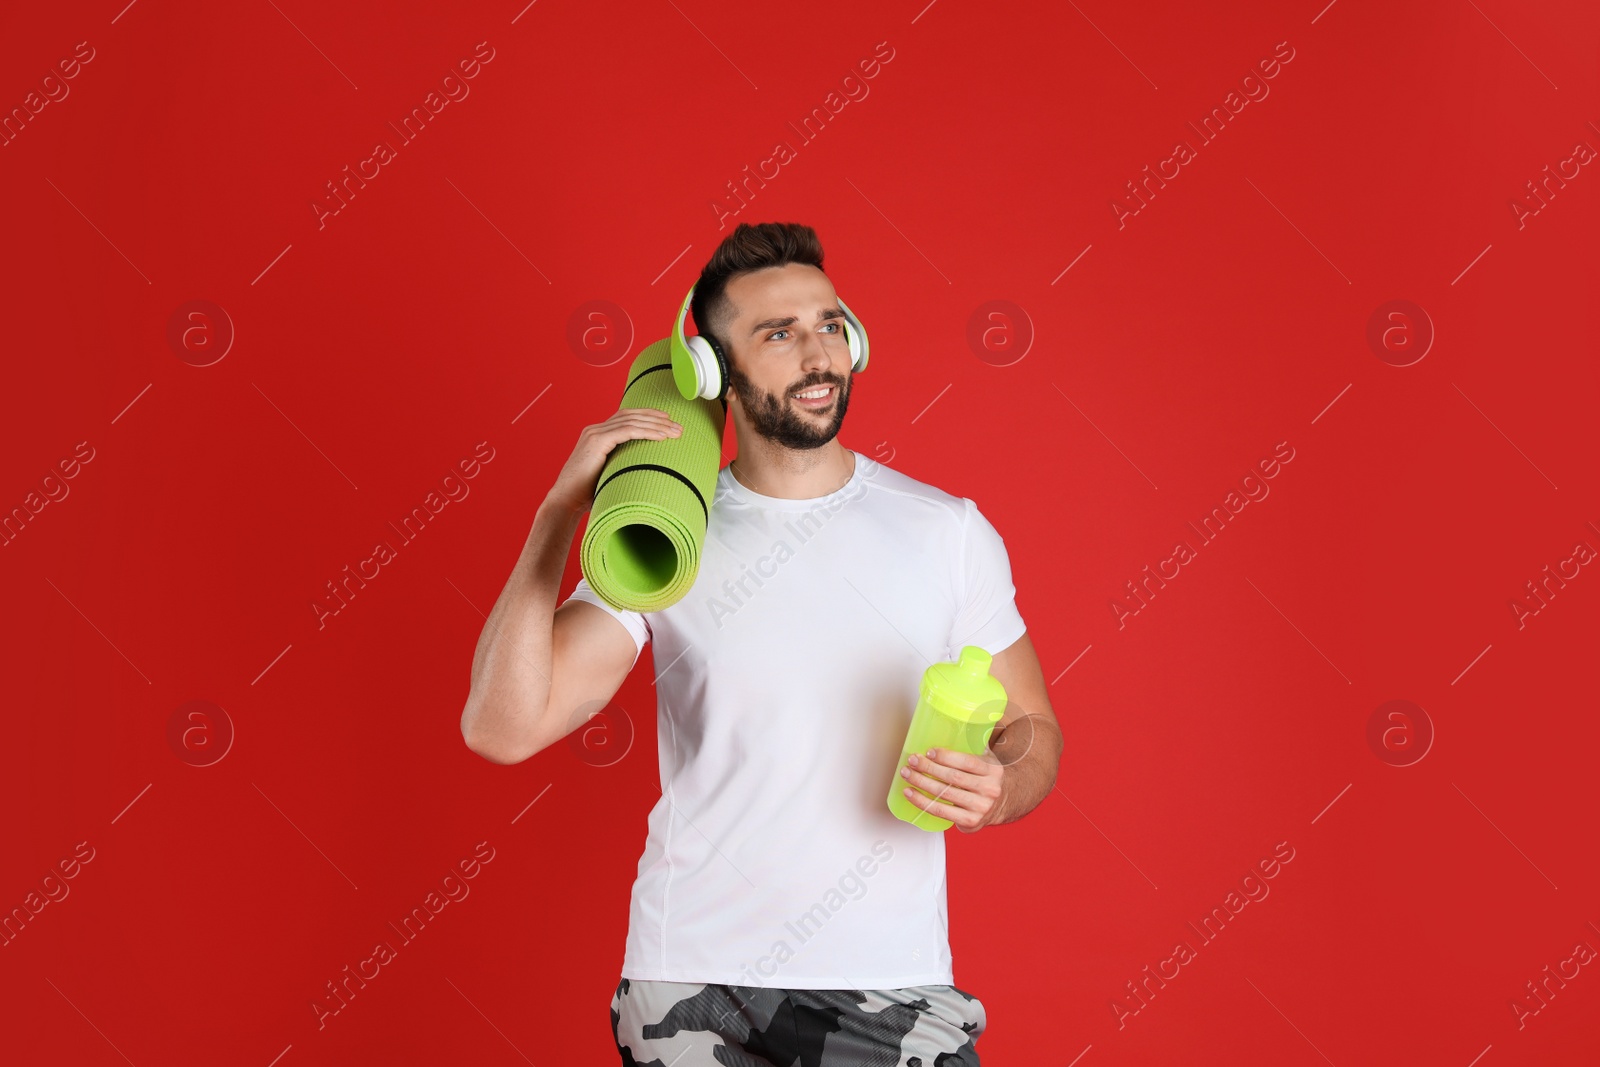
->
[988,714,1063,825]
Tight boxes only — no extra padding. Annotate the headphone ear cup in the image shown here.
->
[682,335,722,400]
[708,336,731,401]
[684,334,729,399]
[836,299,868,373]
[847,320,868,373]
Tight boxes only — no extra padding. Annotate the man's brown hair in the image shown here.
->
[690,222,826,361]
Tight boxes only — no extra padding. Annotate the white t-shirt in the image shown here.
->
[561,448,1027,990]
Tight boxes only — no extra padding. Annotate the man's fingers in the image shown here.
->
[909,753,989,791]
[902,767,972,799]
[927,747,999,773]
[902,786,968,827]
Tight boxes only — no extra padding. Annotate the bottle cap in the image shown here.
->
[922,645,1008,724]
[957,646,992,678]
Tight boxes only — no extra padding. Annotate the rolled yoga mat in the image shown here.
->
[579,338,727,613]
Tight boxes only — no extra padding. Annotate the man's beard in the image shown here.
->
[727,366,851,451]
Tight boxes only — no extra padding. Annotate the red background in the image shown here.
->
[2,0,1596,1064]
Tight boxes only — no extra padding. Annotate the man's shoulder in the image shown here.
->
[858,452,972,523]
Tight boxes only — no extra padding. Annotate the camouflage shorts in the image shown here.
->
[609,977,986,1065]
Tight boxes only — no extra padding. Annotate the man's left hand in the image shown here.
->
[900,748,1005,834]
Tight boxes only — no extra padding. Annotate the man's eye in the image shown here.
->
[769,329,788,341]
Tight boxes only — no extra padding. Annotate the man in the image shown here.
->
[460,222,1062,1064]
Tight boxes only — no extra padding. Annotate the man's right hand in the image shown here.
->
[546,406,682,516]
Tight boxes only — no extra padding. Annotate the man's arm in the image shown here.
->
[899,631,1063,831]
[460,406,679,763]
[983,631,1063,825]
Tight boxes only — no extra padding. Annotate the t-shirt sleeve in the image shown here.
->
[561,575,652,669]
[948,498,1028,659]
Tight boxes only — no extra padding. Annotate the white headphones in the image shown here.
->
[669,281,870,402]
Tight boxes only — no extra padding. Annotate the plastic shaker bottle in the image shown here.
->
[887,645,1008,831]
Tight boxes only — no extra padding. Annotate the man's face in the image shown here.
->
[720,263,854,451]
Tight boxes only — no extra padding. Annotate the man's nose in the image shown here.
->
[799,330,835,370]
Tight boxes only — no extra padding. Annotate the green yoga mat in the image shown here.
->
[580,338,727,613]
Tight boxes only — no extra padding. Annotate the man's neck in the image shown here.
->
[730,442,855,500]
